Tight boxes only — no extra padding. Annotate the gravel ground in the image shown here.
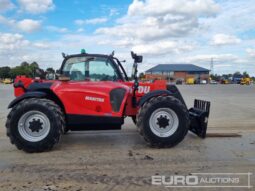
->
[0,84,254,191]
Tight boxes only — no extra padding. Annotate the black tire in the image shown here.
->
[137,96,189,148]
[131,116,137,125]
[63,127,70,134]
[6,98,65,153]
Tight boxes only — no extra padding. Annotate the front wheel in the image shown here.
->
[137,96,189,148]
[6,98,64,153]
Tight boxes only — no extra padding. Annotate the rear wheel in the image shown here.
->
[131,116,136,125]
[6,98,64,152]
[137,96,189,148]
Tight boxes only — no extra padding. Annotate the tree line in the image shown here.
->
[0,62,55,79]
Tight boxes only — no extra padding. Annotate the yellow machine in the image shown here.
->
[240,77,251,85]
[186,77,195,85]
[220,79,229,84]
[2,78,12,84]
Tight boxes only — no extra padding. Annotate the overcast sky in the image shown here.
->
[0,0,255,76]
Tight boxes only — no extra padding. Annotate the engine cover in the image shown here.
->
[51,81,130,117]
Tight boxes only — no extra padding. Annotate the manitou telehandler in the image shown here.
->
[6,50,210,152]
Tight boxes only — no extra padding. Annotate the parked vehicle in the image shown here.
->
[176,78,183,85]
[200,80,207,84]
[232,74,243,84]
[186,78,195,85]
[220,79,229,84]
[210,80,218,84]
[6,50,210,152]
[240,77,251,85]
[2,78,12,84]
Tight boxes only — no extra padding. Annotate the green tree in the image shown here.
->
[20,61,29,67]
[30,62,39,77]
[10,65,30,78]
[243,71,250,78]
[46,67,55,74]
[30,62,39,68]
[0,67,11,78]
[9,61,40,78]
[233,71,241,76]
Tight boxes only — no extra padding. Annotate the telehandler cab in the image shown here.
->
[6,50,210,152]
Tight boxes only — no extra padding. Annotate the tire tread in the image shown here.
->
[137,96,189,148]
[6,98,65,153]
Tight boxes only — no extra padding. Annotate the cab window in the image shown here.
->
[62,56,120,81]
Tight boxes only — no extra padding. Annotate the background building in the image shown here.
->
[145,64,210,82]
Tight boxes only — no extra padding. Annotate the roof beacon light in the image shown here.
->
[81,49,86,54]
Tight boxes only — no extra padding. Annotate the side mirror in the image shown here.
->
[131,51,143,63]
[135,56,143,63]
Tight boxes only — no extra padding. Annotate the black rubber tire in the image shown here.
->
[63,127,70,134]
[6,98,65,153]
[137,96,189,148]
[131,116,137,125]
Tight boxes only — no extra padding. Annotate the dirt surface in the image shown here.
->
[0,84,254,191]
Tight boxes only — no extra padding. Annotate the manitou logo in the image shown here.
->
[138,86,150,94]
[85,96,104,103]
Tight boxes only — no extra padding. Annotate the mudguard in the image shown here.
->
[138,85,187,108]
[8,91,47,108]
[138,85,211,139]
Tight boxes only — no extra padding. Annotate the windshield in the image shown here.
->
[62,56,121,81]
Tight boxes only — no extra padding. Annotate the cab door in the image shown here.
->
[55,56,125,116]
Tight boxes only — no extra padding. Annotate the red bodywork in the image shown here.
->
[14,76,33,97]
[14,76,167,117]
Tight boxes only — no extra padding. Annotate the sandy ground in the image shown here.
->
[0,84,254,191]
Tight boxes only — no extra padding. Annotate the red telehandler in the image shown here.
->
[6,50,210,152]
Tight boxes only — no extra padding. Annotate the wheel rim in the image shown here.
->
[18,111,50,142]
[149,108,179,137]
